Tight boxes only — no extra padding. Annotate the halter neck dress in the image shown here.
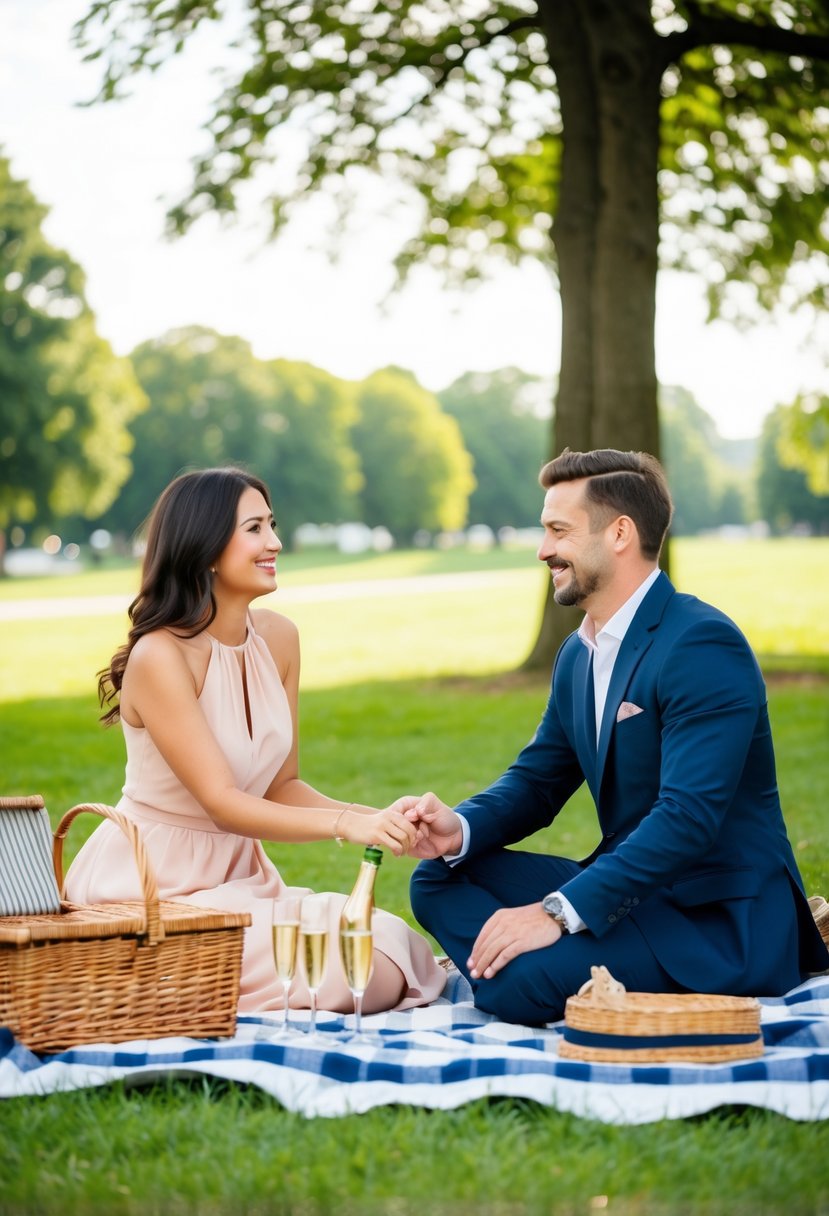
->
[65,617,445,1013]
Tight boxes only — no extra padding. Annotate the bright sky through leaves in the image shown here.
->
[2,0,827,440]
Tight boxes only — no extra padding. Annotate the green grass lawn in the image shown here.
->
[1,538,828,1215]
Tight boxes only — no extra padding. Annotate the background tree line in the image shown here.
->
[1,150,828,565]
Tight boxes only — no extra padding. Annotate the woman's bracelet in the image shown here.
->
[332,804,353,846]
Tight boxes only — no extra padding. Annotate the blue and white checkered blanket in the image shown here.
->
[2,970,828,1123]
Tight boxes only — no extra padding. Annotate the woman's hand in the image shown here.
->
[340,802,419,857]
[401,792,464,859]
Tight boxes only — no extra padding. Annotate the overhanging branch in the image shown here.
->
[662,3,829,66]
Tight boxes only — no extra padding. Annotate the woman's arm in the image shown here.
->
[255,609,416,835]
[122,627,416,855]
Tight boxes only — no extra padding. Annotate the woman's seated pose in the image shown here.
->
[66,467,445,1014]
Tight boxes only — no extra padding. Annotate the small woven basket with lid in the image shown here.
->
[809,895,829,949]
[559,965,764,1064]
[0,801,250,1054]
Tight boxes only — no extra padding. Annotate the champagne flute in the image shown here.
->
[272,895,300,1034]
[339,911,375,1039]
[300,894,330,1037]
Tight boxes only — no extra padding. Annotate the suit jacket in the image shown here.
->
[455,572,828,995]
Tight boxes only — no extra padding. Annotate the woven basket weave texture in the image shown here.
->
[0,802,250,1054]
[559,966,764,1064]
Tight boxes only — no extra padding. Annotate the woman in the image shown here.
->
[66,467,445,1014]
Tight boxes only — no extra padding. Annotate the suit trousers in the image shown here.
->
[410,849,679,1024]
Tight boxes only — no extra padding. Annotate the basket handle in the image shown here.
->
[53,803,164,946]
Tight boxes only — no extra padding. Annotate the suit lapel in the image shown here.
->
[595,573,674,784]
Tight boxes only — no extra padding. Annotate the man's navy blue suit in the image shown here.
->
[411,572,828,1023]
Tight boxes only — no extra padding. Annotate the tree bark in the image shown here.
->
[522,0,663,670]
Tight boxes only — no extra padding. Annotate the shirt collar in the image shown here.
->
[578,568,661,651]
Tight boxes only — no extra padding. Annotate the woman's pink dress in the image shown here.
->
[65,620,445,1013]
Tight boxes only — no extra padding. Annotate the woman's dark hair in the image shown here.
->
[99,467,272,724]
[539,448,673,561]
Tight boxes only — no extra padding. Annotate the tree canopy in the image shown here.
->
[72,1,829,662]
[74,2,829,310]
[106,331,472,545]
[778,392,829,494]
[757,402,829,531]
[113,326,359,540]
[438,367,551,530]
[660,383,749,532]
[0,154,146,549]
[351,367,475,540]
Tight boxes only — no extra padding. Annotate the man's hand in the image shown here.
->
[468,903,562,980]
[401,792,464,859]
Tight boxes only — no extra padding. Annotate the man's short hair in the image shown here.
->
[539,448,673,560]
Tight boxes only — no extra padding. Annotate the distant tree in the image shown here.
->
[104,327,276,536]
[107,327,359,543]
[263,357,362,542]
[718,481,748,526]
[74,1,829,663]
[439,368,552,530]
[660,384,750,533]
[777,392,829,495]
[0,155,146,567]
[756,404,829,534]
[351,369,474,541]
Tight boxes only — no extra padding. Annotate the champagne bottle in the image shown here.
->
[339,846,382,995]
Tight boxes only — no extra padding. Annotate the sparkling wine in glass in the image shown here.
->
[339,924,374,1035]
[272,895,301,1033]
[339,847,382,1038]
[300,893,330,1037]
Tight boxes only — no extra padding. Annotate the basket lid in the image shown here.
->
[0,900,251,945]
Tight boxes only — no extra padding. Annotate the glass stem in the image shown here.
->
[353,990,364,1037]
[309,990,318,1035]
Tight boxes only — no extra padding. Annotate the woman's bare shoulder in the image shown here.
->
[121,629,209,723]
[250,608,299,681]
[128,628,209,674]
[251,607,299,647]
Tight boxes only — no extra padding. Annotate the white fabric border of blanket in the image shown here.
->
[1,972,827,1124]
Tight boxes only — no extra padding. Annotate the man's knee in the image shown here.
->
[472,954,571,1025]
[409,859,451,929]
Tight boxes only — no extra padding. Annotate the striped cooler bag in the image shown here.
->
[0,795,62,915]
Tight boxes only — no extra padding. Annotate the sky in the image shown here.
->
[2,0,827,441]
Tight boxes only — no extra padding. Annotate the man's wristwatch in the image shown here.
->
[542,893,570,934]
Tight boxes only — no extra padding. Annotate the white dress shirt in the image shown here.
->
[578,567,660,742]
[447,568,661,935]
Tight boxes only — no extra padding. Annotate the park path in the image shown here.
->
[0,569,531,622]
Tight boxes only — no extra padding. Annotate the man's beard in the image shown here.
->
[550,562,600,608]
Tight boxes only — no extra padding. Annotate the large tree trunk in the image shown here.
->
[522,0,663,671]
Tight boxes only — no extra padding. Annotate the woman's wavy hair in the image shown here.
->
[99,466,272,724]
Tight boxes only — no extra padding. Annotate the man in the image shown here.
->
[407,448,828,1024]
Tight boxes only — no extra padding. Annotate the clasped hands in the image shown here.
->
[398,792,564,980]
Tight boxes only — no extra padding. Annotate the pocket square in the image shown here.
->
[616,701,644,722]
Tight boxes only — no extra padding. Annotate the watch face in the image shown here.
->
[543,895,563,918]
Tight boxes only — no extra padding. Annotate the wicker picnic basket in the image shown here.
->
[558,966,764,1064]
[809,895,829,948]
[0,801,251,1054]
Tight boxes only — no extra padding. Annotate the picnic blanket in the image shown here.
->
[2,969,828,1123]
